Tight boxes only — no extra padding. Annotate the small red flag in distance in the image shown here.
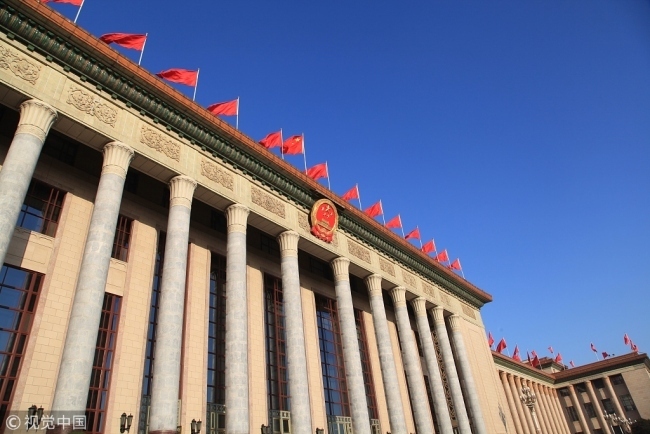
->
[449,258,462,270]
[99,33,147,51]
[513,345,521,362]
[555,353,563,363]
[364,201,383,218]
[624,334,630,345]
[305,163,328,181]
[488,332,495,348]
[591,343,597,352]
[259,131,282,149]
[548,346,554,354]
[422,239,436,254]
[207,99,238,116]
[385,215,402,229]
[496,338,507,353]
[531,350,538,358]
[405,227,421,240]
[434,249,449,263]
[341,185,359,201]
[155,68,198,86]
[282,135,304,155]
[532,355,541,368]
[602,352,610,359]
[570,361,575,368]
[42,0,83,5]
[631,341,639,352]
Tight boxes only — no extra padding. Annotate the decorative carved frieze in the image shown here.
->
[402,270,416,288]
[298,213,310,232]
[440,291,451,306]
[201,159,233,190]
[461,304,476,319]
[379,257,395,277]
[0,44,40,84]
[66,86,117,127]
[139,125,181,161]
[347,240,371,264]
[422,282,436,299]
[251,187,285,218]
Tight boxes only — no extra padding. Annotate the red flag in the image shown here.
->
[496,338,507,354]
[99,33,147,51]
[602,352,610,359]
[591,343,597,352]
[364,201,383,218]
[449,258,462,271]
[42,0,83,5]
[631,341,639,353]
[434,249,449,263]
[282,135,304,155]
[570,360,575,368]
[548,346,554,354]
[624,334,630,345]
[513,345,521,362]
[531,350,538,358]
[341,185,359,201]
[555,353,563,363]
[422,239,436,254]
[405,227,420,240]
[207,99,238,116]
[488,332,494,348]
[305,163,328,181]
[532,355,541,368]
[155,68,198,86]
[259,131,282,149]
[385,215,402,229]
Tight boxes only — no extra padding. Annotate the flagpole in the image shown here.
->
[193,68,200,101]
[138,33,148,66]
[356,184,362,210]
[417,226,423,249]
[280,129,284,160]
[380,200,386,226]
[236,97,240,130]
[326,162,331,190]
[460,264,465,279]
[400,216,405,238]
[73,0,85,23]
[301,133,307,172]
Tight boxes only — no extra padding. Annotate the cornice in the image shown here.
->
[492,351,556,384]
[0,0,492,308]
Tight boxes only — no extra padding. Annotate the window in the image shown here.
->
[559,388,570,397]
[86,293,121,434]
[264,274,288,412]
[111,215,133,261]
[584,402,596,418]
[566,406,579,422]
[42,132,78,165]
[17,179,65,236]
[260,234,280,258]
[207,253,226,405]
[308,255,333,281]
[620,394,636,412]
[355,309,379,420]
[611,374,625,385]
[593,379,604,389]
[575,383,586,394]
[0,265,43,424]
[601,398,615,414]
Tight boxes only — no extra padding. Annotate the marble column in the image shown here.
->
[551,389,571,434]
[603,376,627,420]
[431,306,472,434]
[277,231,312,434]
[586,380,609,433]
[364,274,408,434]
[412,297,453,434]
[508,375,531,434]
[567,384,589,434]
[0,99,57,267]
[531,382,554,434]
[331,257,371,434]
[514,376,537,434]
[448,314,488,434]
[526,381,548,434]
[540,387,562,434]
[148,176,197,434]
[50,142,133,419]
[390,287,434,434]
[224,204,251,434]
[500,372,524,434]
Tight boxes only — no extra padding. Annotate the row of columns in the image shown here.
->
[0,98,487,434]
[565,377,628,434]
[498,371,571,434]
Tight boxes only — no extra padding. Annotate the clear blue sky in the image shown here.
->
[50,0,650,367]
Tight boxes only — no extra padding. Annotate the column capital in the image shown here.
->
[448,314,462,331]
[389,286,406,307]
[225,204,250,233]
[430,305,445,323]
[102,142,134,178]
[169,175,197,209]
[410,297,428,316]
[330,257,350,281]
[364,274,382,296]
[16,99,57,142]
[277,230,300,257]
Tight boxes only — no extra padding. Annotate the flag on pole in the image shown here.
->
[305,162,328,181]
[531,350,538,358]
[155,68,199,86]
[207,99,238,116]
[513,345,521,362]
[548,346,554,354]
[570,361,575,368]
[496,338,507,354]
[602,352,610,359]
[282,135,304,155]
[434,249,449,263]
[422,239,436,254]
[42,0,83,5]
[99,33,147,50]
[624,334,630,345]
[449,258,462,271]
[259,131,282,149]
[531,354,541,368]
[342,185,359,201]
[405,227,420,240]
[631,341,639,353]
[364,201,383,218]
[555,353,563,363]
[385,215,402,229]
[591,343,597,353]
[488,332,494,348]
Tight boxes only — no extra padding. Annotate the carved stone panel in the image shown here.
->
[201,159,233,190]
[379,257,395,277]
[422,282,436,299]
[251,187,285,219]
[66,86,117,127]
[139,125,181,161]
[461,304,476,319]
[440,291,451,306]
[402,270,416,288]
[347,240,371,264]
[0,44,40,84]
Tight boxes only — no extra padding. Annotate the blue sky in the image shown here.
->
[50,0,650,366]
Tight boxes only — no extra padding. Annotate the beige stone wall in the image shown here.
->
[622,366,650,419]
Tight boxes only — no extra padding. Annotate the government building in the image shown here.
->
[0,1,647,434]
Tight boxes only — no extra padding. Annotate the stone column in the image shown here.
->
[603,376,627,419]
[540,387,562,434]
[50,142,134,419]
[551,388,572,434]
[531,382,554,434]
[390,287,434,434]
[364,274,408,434]
[224,204,251,434]
[500,372,524,434]
[448,314,488,434]
[586,380,609,433]
[148,176,197,434]
[508,375,531,434]
[277,230,312,434]
[514,376,537,434]
[412,297,453,434]
[431,306,472,434]
[526,381,548,434]
[567,384,589,434]
[330,257,371,434]
[0,99,57,266]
